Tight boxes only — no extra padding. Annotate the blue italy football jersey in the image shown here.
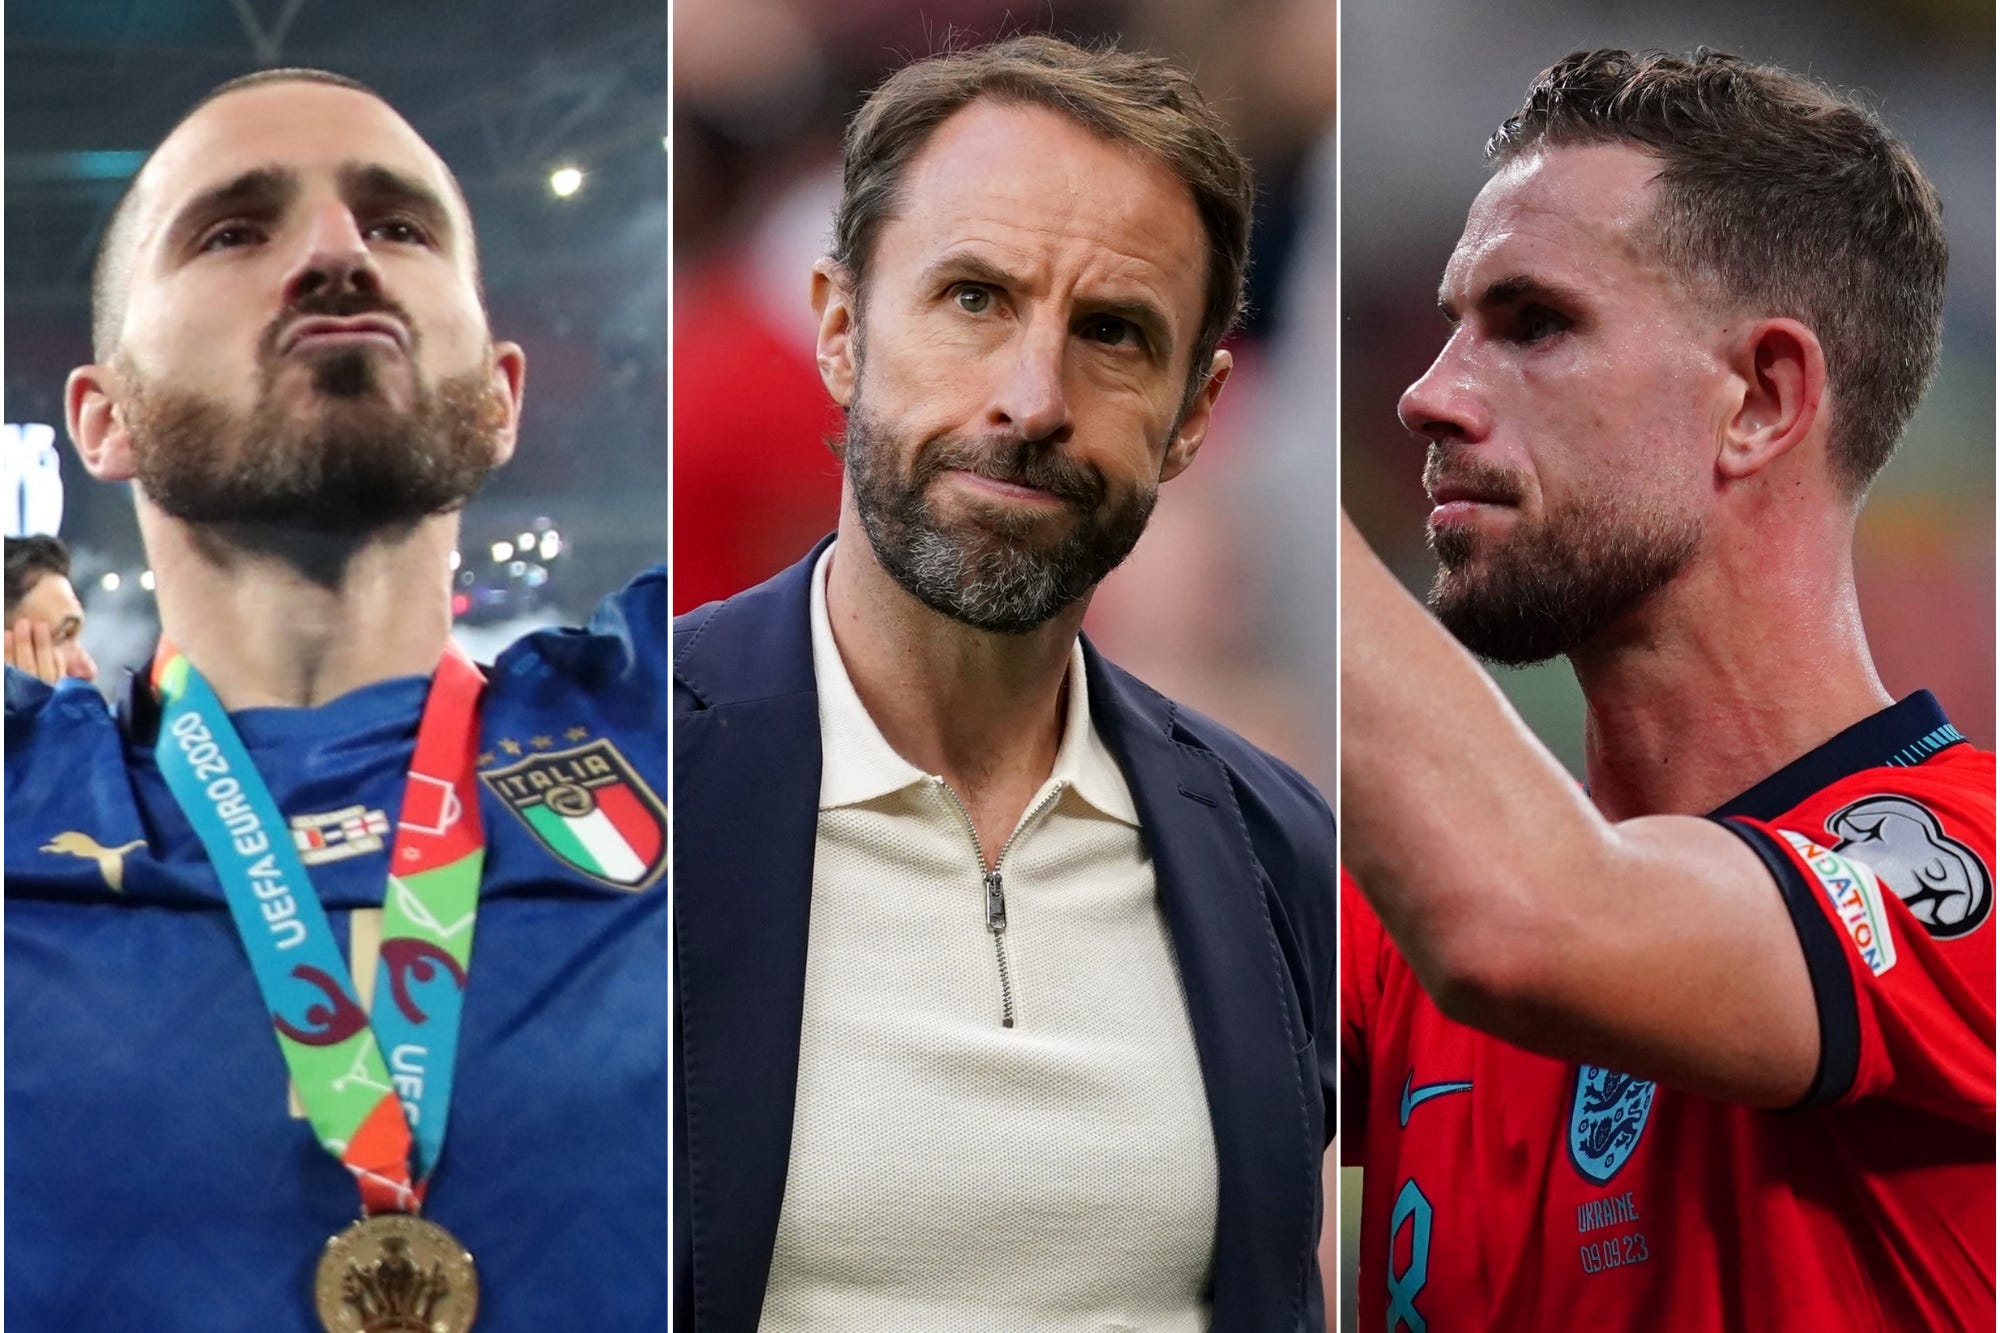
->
[5,569,668,1333]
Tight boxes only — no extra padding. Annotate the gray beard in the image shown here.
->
[843,400,1159,635]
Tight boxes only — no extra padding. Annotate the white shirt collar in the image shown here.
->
[810,542,1140,825]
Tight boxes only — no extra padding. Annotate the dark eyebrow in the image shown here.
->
[162,165,298,253]
[919,250,1174,358]
[1439,273,1590,324]
[917,251,1025,299]
[161,162,457,258]
[339,162,456,248]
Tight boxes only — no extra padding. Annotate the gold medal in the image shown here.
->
[315,1213,479,1333]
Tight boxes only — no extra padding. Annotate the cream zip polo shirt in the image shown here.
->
[758,544,1220,1332]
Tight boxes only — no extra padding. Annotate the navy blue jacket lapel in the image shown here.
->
[672,539,829,1333]
[675,540,1331,1331]
[1087,643,1326,1331]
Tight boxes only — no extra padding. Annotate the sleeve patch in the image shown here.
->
[1824,795,1992,939]
[1779,831,1898,977]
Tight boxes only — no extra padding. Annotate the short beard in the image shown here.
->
[120,303,508,543]
[1426,480,1701,667]
[844,399,1160,635]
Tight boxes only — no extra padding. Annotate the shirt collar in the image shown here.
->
[810,542,1139,825]
[811,543,929,808]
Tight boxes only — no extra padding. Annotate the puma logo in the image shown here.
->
[42,833,146,892]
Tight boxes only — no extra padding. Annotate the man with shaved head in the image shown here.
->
[6,71,666,1332]
[1341,49,1991,1331]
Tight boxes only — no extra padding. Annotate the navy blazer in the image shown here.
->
[673,540,1338,1332]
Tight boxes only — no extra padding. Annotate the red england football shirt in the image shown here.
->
[1344,692,1995,1331]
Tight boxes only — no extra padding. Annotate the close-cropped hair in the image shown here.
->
[832,34,1256,405]
[1488,48,1947,497]
[5,534,74,618]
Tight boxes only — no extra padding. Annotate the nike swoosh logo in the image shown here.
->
[1400,1070,1474,1127]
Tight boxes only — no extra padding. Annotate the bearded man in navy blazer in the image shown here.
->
[674,36,1336,1332]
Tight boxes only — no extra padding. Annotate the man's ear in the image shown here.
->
[1160,349,1232,483]
[485,341,528,468]
[66,364,135,482]
[810,257,860,410]
[1717,318,1825,482]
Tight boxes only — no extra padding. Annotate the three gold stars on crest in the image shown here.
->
[478,726,591,768]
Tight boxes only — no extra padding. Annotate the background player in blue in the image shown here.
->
[5,533,98,684]
[5,69,667,1331]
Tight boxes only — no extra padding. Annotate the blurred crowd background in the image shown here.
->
[674,0,1340,794]
[3,0,668,678]
[1339,0,1994,1324]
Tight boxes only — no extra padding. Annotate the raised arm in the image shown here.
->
[1339,511,1817,1106]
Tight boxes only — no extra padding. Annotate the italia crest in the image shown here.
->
[480,739,665,890]
[1568,1065,1656,1185]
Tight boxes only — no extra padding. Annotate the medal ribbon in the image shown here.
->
[153,647,486,1216]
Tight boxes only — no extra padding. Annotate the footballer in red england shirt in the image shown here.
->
[1340,48,1995,1333]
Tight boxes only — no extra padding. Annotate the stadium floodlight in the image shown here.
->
[100,572,121,592]
[139,570,156,592]
[489,541,512,563]
[549,166,584,198]
[448,550,462,571]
